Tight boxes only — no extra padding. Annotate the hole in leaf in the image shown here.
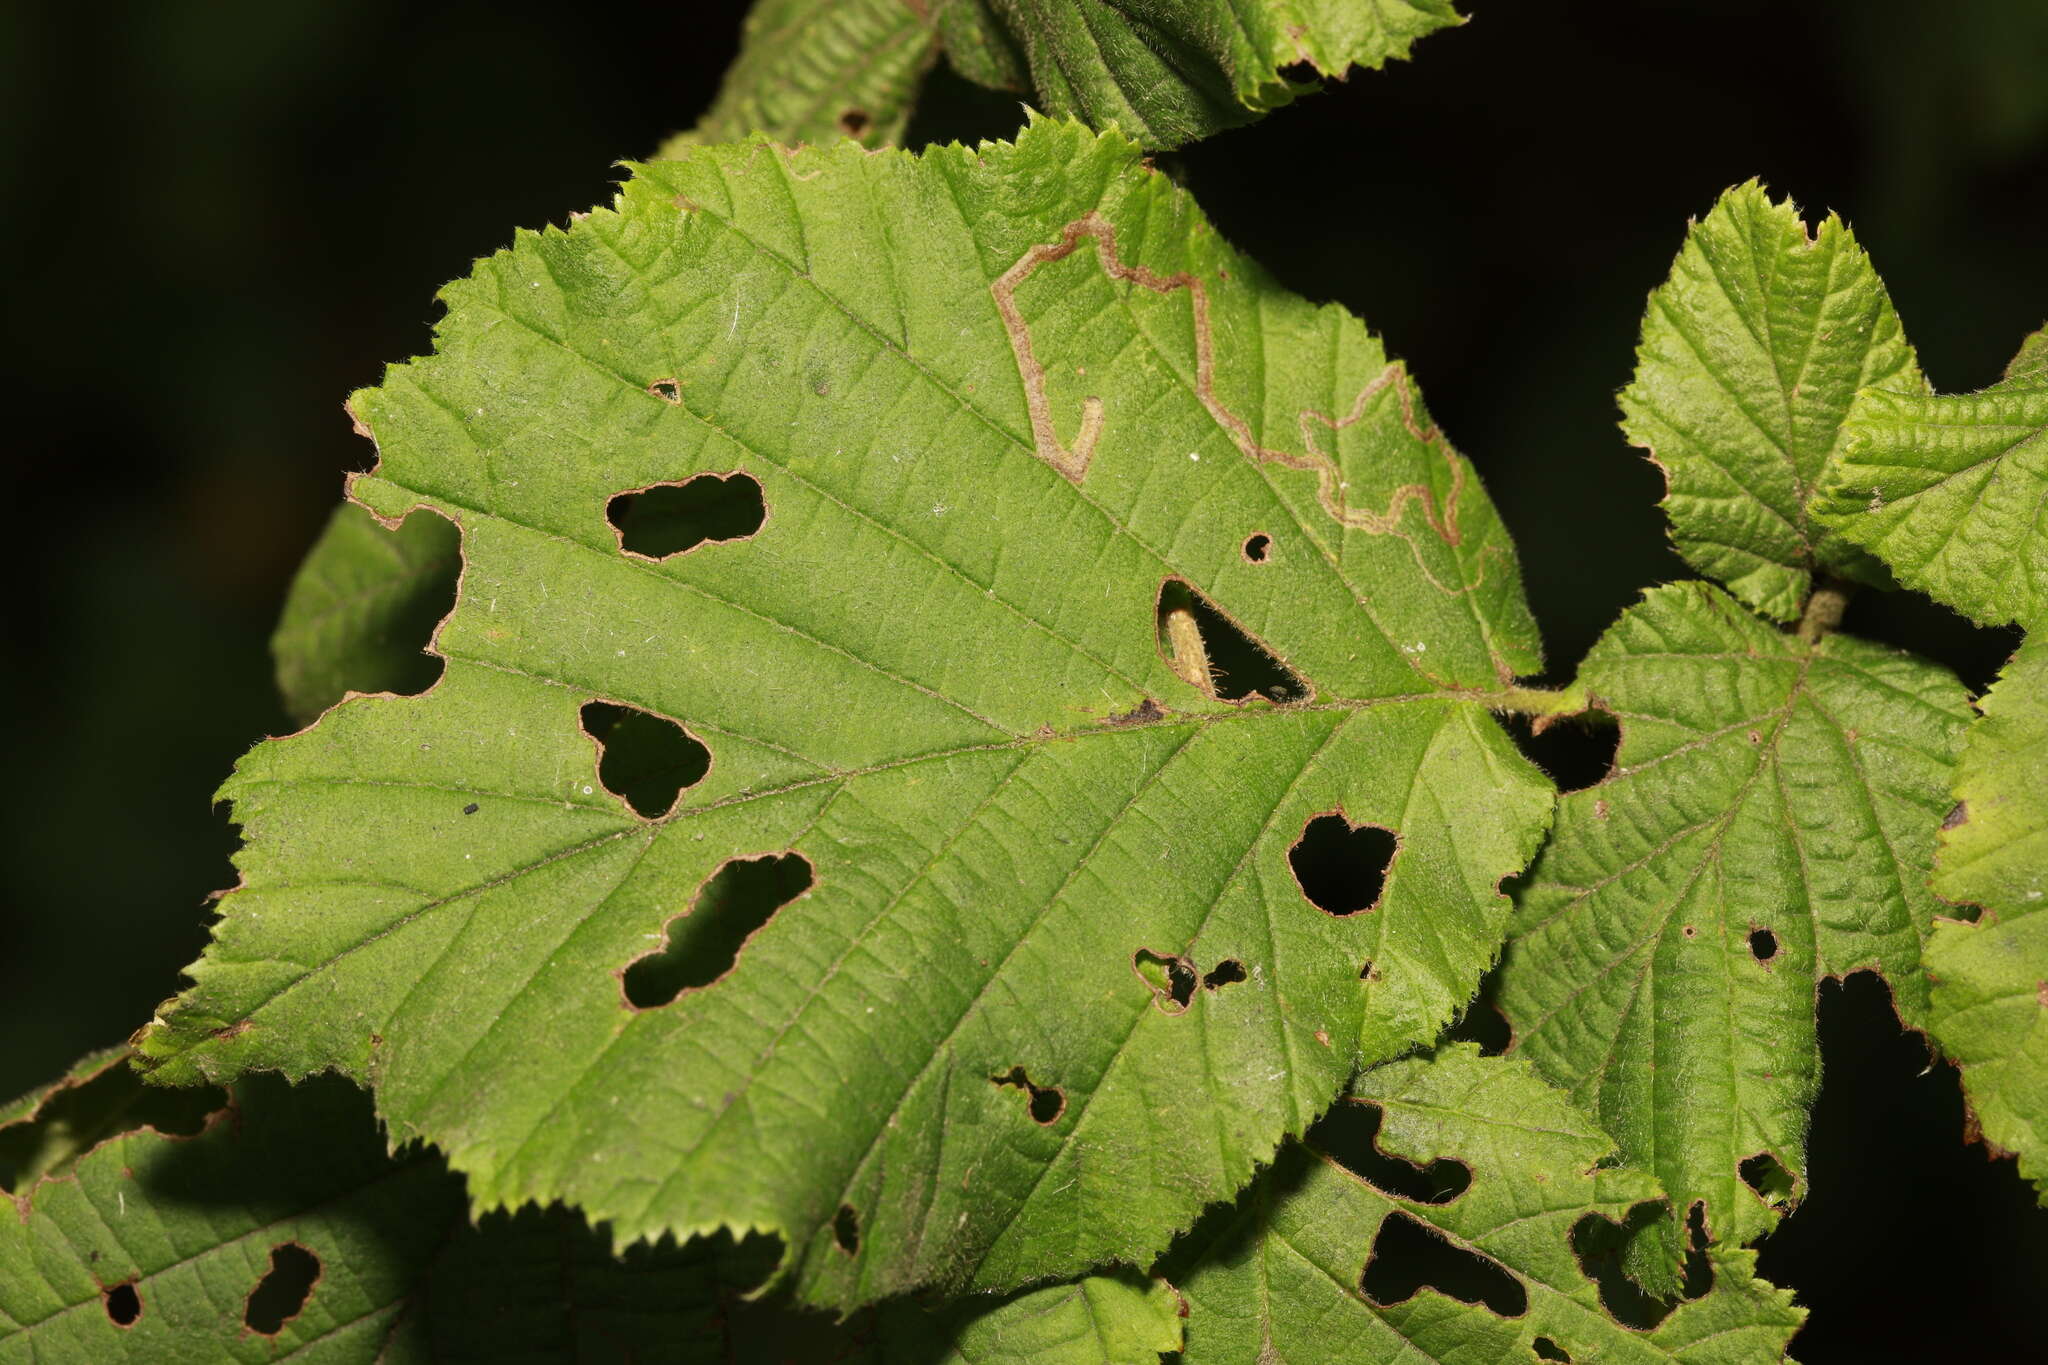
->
[991,1066,1065,1124]
[581,702,710,818]
[1133,949,1197,1012]
[837,108,871,137]
[833,1204,860,1255]
[1680,1200,1714,1300]
[103,1282,141,1327]
[1361,1210,1526,1317]
[609,472,765,559]
[1532,1337,1571,1362]
[1154,579,1308,703]
[1289,813,1398,915]
[244,1243,320,1336]
[1314,1102,1472,1204]
[1358,959,1376,982]
[0,1061,225,1195]
[1201,959,1247,991]
[1441,968,1512,1055]
[647,378,682,403]
[1569,1205,1675,1330]
[1242,532,1271,563]
[622,853,814,1007]
[1740,1152,1797,1208]
[1748,927,1779,962]
[1502,711,1619,794]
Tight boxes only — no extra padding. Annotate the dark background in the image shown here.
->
[4,0,2044,1356]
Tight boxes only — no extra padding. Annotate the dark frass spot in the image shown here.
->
[1242,532,1271,562]
[1289,814,1398,915]
[462,802,479,815]
[1361,1210,1527,1316]
[244,1243,320,1336]
[1749,927,1779,962]
[609,472,765,559]
[1155,578,1308,703]
[1134,949,1197,1011]
[991,1066,1065,1124]
[623,853,814,1007]
[833,1204,860,1255]
[1314,1102,1472,1205]
[581,702,710,818]
[1201,959,1247,990]
[103,1282,141,1327]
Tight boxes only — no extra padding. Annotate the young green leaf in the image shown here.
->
[272,501,461,726]
[1498,582,1970,1286]
[138,120,1553,1311]
[1811,324,2048,630]
[1925,637,2048,1197]
[1620,182,1923,623]
[656,0,940,155]
[934,0,1464,149]
[1162,1046,1804,1363]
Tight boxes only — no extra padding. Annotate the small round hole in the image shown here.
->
[1242,533,1271,563]
[103,1282,141,1327]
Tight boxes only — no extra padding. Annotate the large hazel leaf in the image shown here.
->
[1620,183,1923,623]
[0,1060,1179,1362]
[1926,636,2048,1197]
[138,120,1552,1311]
[1811,324,2048,630]
[934,0,1464,149]
[1498,582,1970,1285]
[1162,1046,1804,1363]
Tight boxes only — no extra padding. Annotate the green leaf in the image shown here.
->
[138,120,1552,1311]
[1163,1046,1803,1363]
[1926,636,2048,1197]
[272,501,461,726]
[1498,582,1970,1285]
[1811,324,2048,630]
[1619,182,1923,622]
[934,0,1464,150]
[0,1060,1172,1362]
[656,0,940,156]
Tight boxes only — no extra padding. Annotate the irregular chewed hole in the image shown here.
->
[1289,813,1398,915]
[837,108,871,137]
[103,1282,141,1327]
[647,378,682,403]
[244,1243,320,1336]
[623,853,814,1007]
[1314,1102,1472,1204]
[833,1204,860,1255]
[1748,927,1779,962]
[991,1066,1065,1124]
[1201,959,1247,991]
[1532,1337,1571,1362]
[581,702,709,818]
[1740,1152,1797,1208]
[1155,579,1309,704]
[1569,1205,1675,1330]
[609,472,765,559]
[1358,959,1377,982]
[1361,1211,1526,1317]
[1,1064,224,1195]
[1680,1201,1714,1300]
[1242,532,1271,563]
[1133,949,1197,1012]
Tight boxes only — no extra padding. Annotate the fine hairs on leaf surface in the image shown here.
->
[135,117,1558,1312]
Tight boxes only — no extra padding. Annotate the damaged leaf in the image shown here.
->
[137,120,1551,1312]
[1498,582,1970,1288]
[1162,1046,1804,1363]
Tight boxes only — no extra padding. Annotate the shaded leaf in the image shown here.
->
[138,120,1551,1311]
[1812,324,2048,630]
[935,0,1464,149]
[1926,636,2048,1197]
[1620,182,1922,622]
[1163,1046,1803,1363]
[1499,582,1969,1285]
[0,1048,222,1195]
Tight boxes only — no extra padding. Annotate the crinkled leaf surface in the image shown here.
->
[1927,636,2048,1196]
[1498,582,1970,1284]
[273,502,461,726]
[1161,1046,1803,1363]
[139,120,1551,1310]
[1620,182,1922,623]
[934,0,1463,149]
[1812,325,2048,630]
[0,1063,1173,1363]
[656,0,938,156]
